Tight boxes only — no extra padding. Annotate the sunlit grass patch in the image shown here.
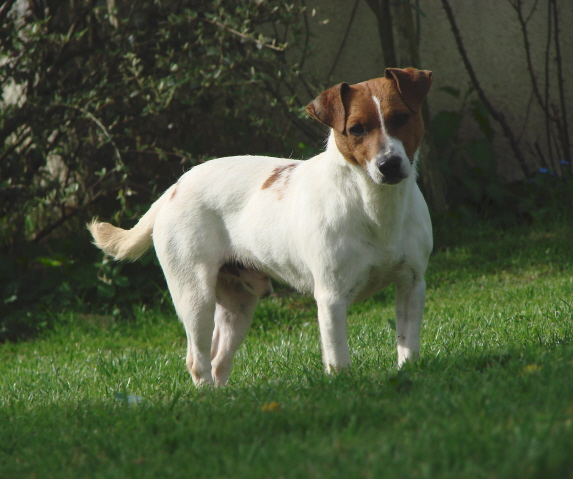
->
[1,217,573,478]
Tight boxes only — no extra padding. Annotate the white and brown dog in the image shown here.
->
[89,67,433,387]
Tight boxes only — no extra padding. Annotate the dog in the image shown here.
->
[89,67,433,387]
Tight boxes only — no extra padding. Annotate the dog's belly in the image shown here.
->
[219,263,273,297]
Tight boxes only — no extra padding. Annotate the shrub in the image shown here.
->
[0,0,322,340]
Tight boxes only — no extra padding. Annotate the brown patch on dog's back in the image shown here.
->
[261,163,298,191]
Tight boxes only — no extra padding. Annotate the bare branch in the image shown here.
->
[0,0,17,22]
[298,0,311,72]
[441,0,531,177]
[551,0,571,166]
[508,0,555,121]
[198,17,286,52]
[364,0,398,67]
[327,0,360,81]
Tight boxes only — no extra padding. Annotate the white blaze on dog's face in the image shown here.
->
[306,68,433,185]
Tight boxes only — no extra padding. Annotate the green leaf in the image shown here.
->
[113,275,130,288]
[470,100,494,141]
[438,86,461,98]
[97,282,116,299]
[431,110,461,150]
[464,139,497,176]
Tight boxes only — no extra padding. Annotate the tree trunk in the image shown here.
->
[365,0,447,212]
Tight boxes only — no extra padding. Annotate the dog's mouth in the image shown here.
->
[366,167,408,187]
[381,176,406,185]
[382,172,408,185]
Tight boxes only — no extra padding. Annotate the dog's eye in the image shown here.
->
[349,124,366,136]
[392,113,410,127]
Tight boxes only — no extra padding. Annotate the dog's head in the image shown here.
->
[306,68,432,185]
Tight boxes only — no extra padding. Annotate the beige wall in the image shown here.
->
[304,0,573,181]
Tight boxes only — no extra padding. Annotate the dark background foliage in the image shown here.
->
[0,0,323,339]
[1,0,571,341]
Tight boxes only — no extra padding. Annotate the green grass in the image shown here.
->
[2,217,573,478]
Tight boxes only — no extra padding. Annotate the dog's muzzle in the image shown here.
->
[377,155,407,185]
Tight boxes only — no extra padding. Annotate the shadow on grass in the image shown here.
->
[3,337,573,478]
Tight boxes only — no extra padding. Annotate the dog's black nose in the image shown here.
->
[377,155,406,183]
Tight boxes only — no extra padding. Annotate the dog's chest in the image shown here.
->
[352,254,405,303]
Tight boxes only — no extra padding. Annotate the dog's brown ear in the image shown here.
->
[385,68,433,113]
[306,82,349,133]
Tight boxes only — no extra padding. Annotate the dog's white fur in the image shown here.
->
[89,68,433,387]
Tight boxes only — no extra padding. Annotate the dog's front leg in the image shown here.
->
[315,294,351,373]
[394,274,426,367]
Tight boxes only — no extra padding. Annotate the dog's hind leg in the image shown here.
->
[210,267,271,386]
[165,266,219,387]
[211,286,257,387]
[178,287,218,386]
[152,208,228,386]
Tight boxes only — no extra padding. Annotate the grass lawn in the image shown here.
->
[1,216,573,478]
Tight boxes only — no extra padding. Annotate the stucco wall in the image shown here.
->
[304,0,573,181]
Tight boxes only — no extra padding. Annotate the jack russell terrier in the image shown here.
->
[89,67,433,387]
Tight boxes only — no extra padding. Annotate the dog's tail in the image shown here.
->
[88,186,173,261]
